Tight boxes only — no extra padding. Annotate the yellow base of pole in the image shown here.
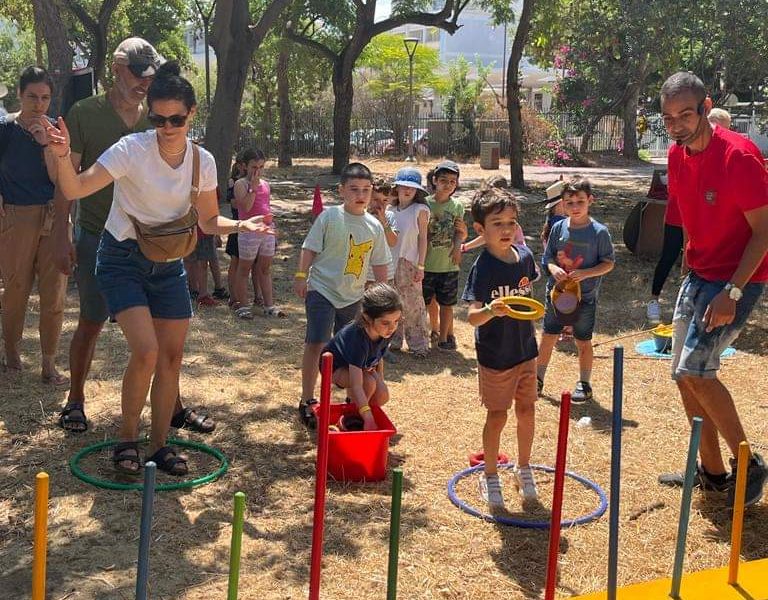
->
[570,558,768,600]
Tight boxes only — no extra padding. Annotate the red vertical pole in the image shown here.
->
[544,391,572,600]
[308,352,333,600]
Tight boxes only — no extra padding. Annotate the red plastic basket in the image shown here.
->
[313,402,397,482]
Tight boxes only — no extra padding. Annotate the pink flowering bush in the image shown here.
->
[521,105,579,166]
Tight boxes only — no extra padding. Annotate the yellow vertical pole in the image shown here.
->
[728,442,751,585]
[32,472,49,600]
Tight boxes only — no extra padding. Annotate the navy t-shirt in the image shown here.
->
[0,116,55,205]
[462,246,539,370]
[323,321,390,371]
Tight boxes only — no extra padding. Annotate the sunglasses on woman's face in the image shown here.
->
[148,113,189,128]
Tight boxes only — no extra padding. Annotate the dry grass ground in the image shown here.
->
[1,162,766,599]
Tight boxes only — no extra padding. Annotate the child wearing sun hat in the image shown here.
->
[388,167,431,358]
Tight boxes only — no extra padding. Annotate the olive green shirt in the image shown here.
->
[66,93,151,234]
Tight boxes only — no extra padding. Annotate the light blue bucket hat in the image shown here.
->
[393,167,426,192]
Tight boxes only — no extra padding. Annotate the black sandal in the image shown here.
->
[112,441,142,476]
[170,407,216,433]
[298,398,319,429]
[59,403,88,433]
[147,446,188,476]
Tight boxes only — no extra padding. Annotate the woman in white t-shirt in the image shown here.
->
[45,62,271,477]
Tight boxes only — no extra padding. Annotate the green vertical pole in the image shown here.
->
[228,492,246,600]
[387,468,404,600]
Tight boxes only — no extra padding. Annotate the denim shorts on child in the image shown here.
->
[191,234,215,261]
[671,272,763,380]
[305,290,360,344]
[96,230,193,320]
[542,293,597,340]
[238,231,275,260]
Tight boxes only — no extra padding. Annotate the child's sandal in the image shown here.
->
[263,306,286,318]
[233,304,253,320]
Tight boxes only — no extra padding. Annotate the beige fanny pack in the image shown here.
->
[128,143,201,262]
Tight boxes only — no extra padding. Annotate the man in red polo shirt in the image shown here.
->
[658,72,768,506]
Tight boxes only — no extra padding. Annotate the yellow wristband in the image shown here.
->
[417,264,425,270]
[294,271,308,279]
[358,405,372,415]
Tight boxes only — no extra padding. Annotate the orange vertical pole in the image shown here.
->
[728,442,751,585]
[32,472,49,600]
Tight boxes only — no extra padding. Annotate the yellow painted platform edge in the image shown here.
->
[570,557,768,600]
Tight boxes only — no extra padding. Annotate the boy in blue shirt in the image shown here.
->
[462,187,540,508]
[537,176,615,403]
[294,162,391,428]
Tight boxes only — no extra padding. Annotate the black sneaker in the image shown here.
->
[212,287,230,300]
[728,452,768,507]
[658,463,731,492]
[437,335,457,351]
[571,381,593,404]
[298,398,319,429]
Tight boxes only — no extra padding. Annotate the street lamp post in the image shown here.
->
[403,37,419,162]
[194,0,217,110]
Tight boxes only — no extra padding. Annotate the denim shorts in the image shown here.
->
[542,294,598,340]
[191,234,215,261]
[74,227,109,323]
[671,272,764,380]
[95,231,193,320]
[305,290,360,344]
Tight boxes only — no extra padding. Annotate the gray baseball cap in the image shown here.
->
[434,160,460,176]
[113,37,164,77]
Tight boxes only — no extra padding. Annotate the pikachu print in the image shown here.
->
[344,234,373,279]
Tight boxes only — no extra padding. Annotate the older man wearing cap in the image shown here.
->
[52,37,215,434]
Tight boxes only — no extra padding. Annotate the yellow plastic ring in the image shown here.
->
[498,295,546,320]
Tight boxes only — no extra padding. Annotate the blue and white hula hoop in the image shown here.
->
[447,463,608,529]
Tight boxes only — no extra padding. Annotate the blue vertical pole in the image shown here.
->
[607,346,623,600]
[670,417,703,598]
[136,461,157,600]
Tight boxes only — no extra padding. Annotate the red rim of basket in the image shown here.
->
[468,451,510,467]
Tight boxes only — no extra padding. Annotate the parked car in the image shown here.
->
[330,128,394,155]
[384,128,428,155]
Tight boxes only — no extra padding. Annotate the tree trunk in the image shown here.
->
[620,60,647,160]
[64,0,122,91]
[506,0,535,190]
[621,91,639,159]
[207,0,291,194]
[31,0,73,116]
[276,39,293,168]
[206,39,256,194]
[331,61,354,174]
[287,1,464,173]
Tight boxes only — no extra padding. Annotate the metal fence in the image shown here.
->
[192,110,767,159]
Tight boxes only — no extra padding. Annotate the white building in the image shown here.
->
[386,1,556,115]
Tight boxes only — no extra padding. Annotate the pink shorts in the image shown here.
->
[238,231,275,260]
[478,359,537,411]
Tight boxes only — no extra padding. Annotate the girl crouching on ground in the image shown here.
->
[322,283,402,431]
